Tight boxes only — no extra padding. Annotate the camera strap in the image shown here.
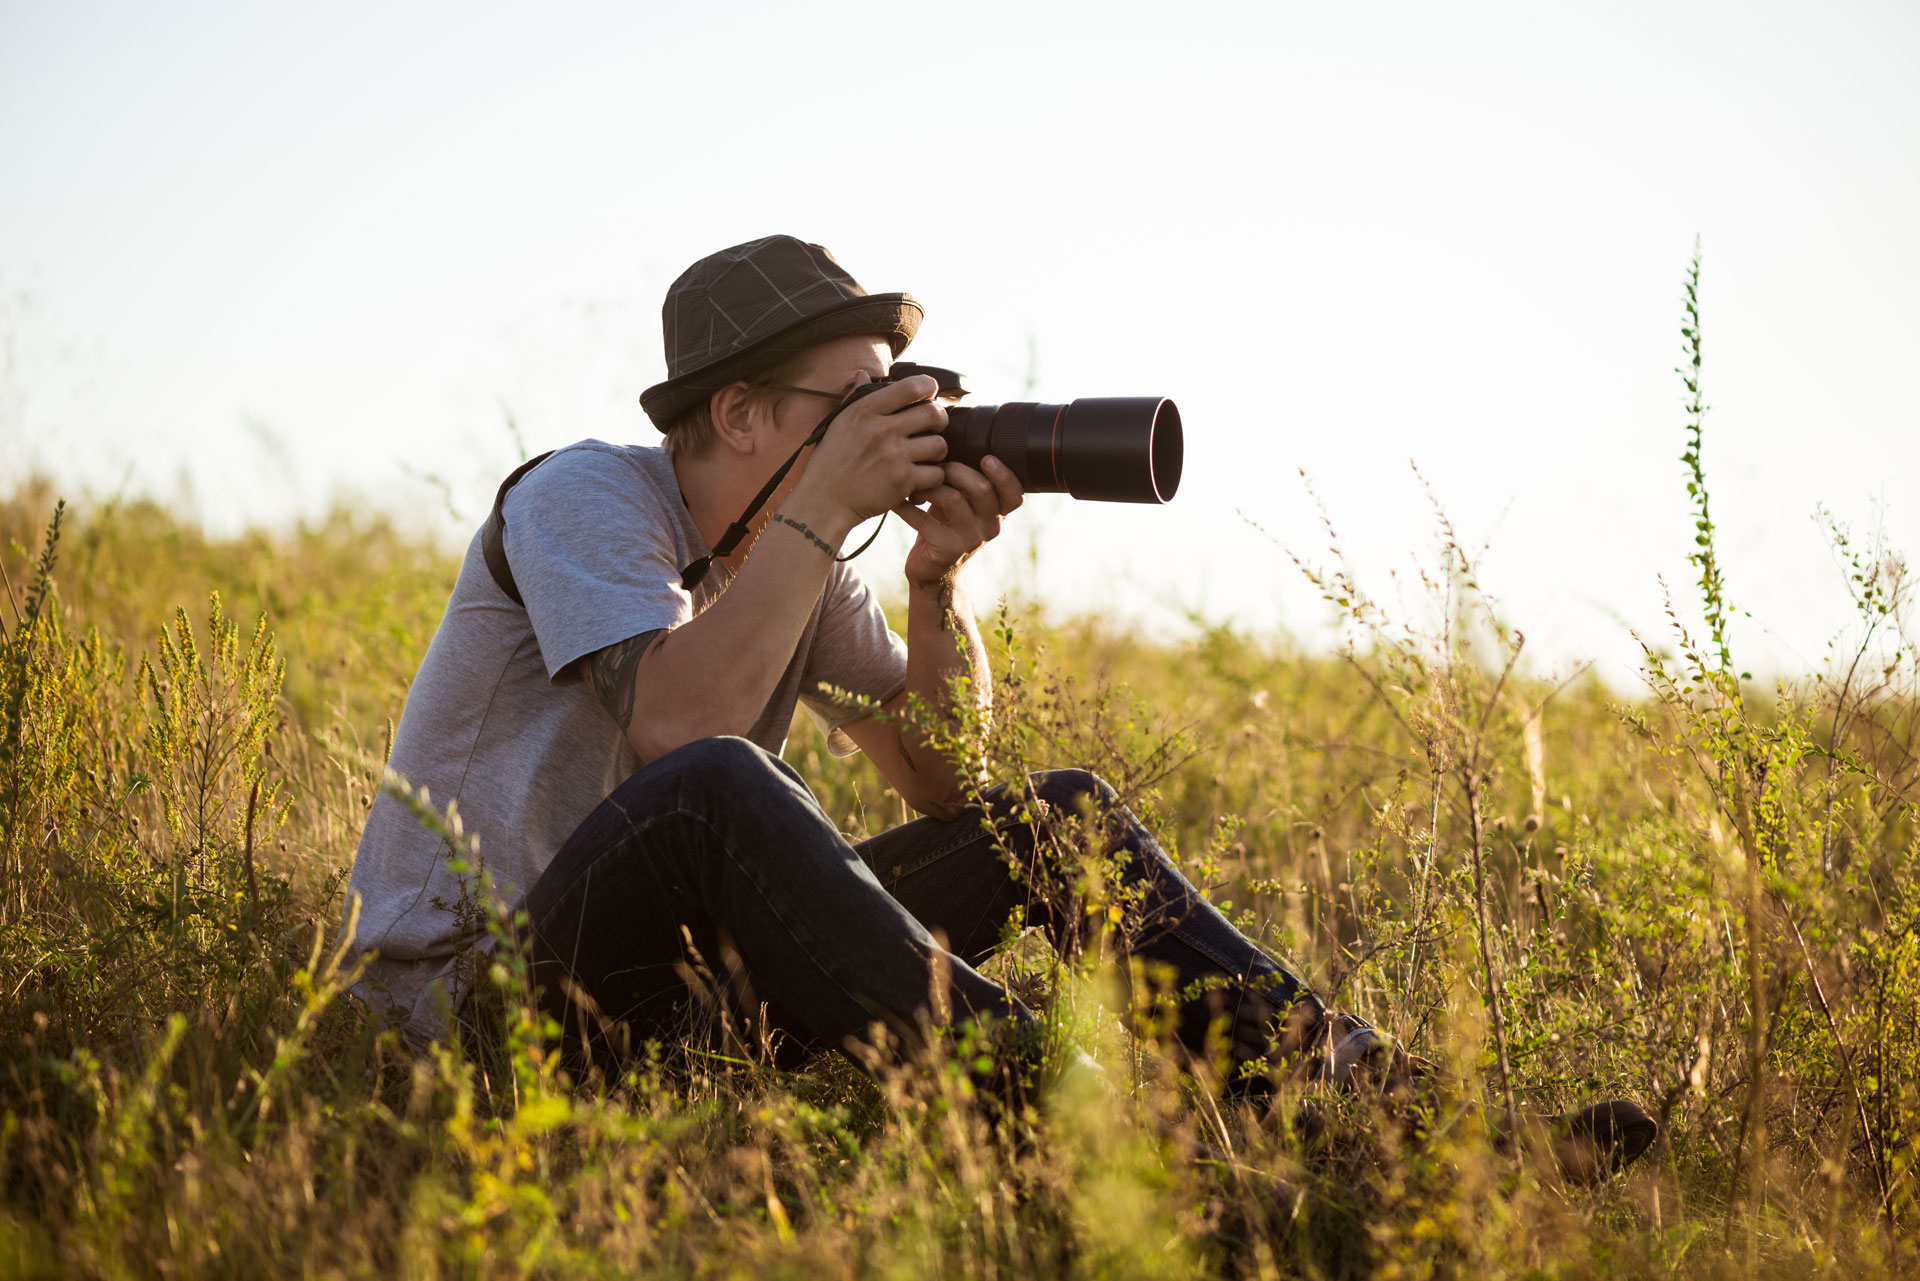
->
[677,390,888,589]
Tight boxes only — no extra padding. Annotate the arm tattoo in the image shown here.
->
[584,629,664,731]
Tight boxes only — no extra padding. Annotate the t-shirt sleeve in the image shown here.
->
[799,562,909,757]
[501,448,694,681]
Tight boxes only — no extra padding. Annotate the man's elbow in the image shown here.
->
[912,796,961,822]
[626,700,754,766]
[899,776,965,822]
[628,717,712,766]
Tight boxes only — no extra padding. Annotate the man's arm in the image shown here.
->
[841,454,1024,818]
[840,571,990,820]
[594,496,852,761]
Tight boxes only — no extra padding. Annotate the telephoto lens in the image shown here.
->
[938,398,1182,503]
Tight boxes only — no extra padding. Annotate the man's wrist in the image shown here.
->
[768,512,835,558]
[907,566,963,599]
[774,488,856,549]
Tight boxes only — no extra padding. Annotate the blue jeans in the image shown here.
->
[523,737,1323,1084]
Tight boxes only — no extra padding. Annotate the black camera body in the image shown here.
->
[848,362,1182,504]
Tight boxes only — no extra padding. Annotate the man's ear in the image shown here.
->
[707,382,762,456]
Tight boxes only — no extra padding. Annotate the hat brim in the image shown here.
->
[640,292,923,430]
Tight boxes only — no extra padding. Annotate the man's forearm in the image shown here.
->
[623,493,852,760]
[899,570,992,805]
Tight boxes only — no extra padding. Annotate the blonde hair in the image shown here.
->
[661,350,819,456]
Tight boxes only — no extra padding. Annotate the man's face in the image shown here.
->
[761,334,893,454]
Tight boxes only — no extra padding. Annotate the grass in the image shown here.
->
[1,253,1916,1277]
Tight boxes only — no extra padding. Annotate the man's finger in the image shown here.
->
[877,403,948,447]
[853,373,940,416]
[943,464,1003,523]
[980,456,1025,514]
[900,484,962,522]
[903,432,948,464]
[922,485,976,527]
[944,462,994,499]
[905,463,947,493]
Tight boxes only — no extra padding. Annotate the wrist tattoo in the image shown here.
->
[770,512,834,558]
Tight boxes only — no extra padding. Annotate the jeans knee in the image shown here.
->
[676,735,775,771]
[1027,768,1114,814]
[630,735,789,799]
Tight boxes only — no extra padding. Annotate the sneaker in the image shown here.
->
[1285,1009,1429,1099]
[1495,1098,1659,1183]
[1302,1011,1409,1087]
[1277,1010,1658,1183]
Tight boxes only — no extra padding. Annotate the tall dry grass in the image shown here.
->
[0,253,1915,1277]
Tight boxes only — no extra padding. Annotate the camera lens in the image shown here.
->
[940,397,1182,504]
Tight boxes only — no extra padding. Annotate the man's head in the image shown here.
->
[641,236,920,456]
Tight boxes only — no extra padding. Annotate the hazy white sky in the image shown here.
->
[4,0,1917,685]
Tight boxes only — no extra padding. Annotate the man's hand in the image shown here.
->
[792,373,950,532]
[894,455,1025,590]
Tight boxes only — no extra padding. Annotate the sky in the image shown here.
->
[3,0,1917,687]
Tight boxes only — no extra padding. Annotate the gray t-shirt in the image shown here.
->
[343,440,908,1041]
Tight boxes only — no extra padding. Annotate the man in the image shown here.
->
[343,236,1652,1173]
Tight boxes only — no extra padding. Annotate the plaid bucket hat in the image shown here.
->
[639,235,922,430]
